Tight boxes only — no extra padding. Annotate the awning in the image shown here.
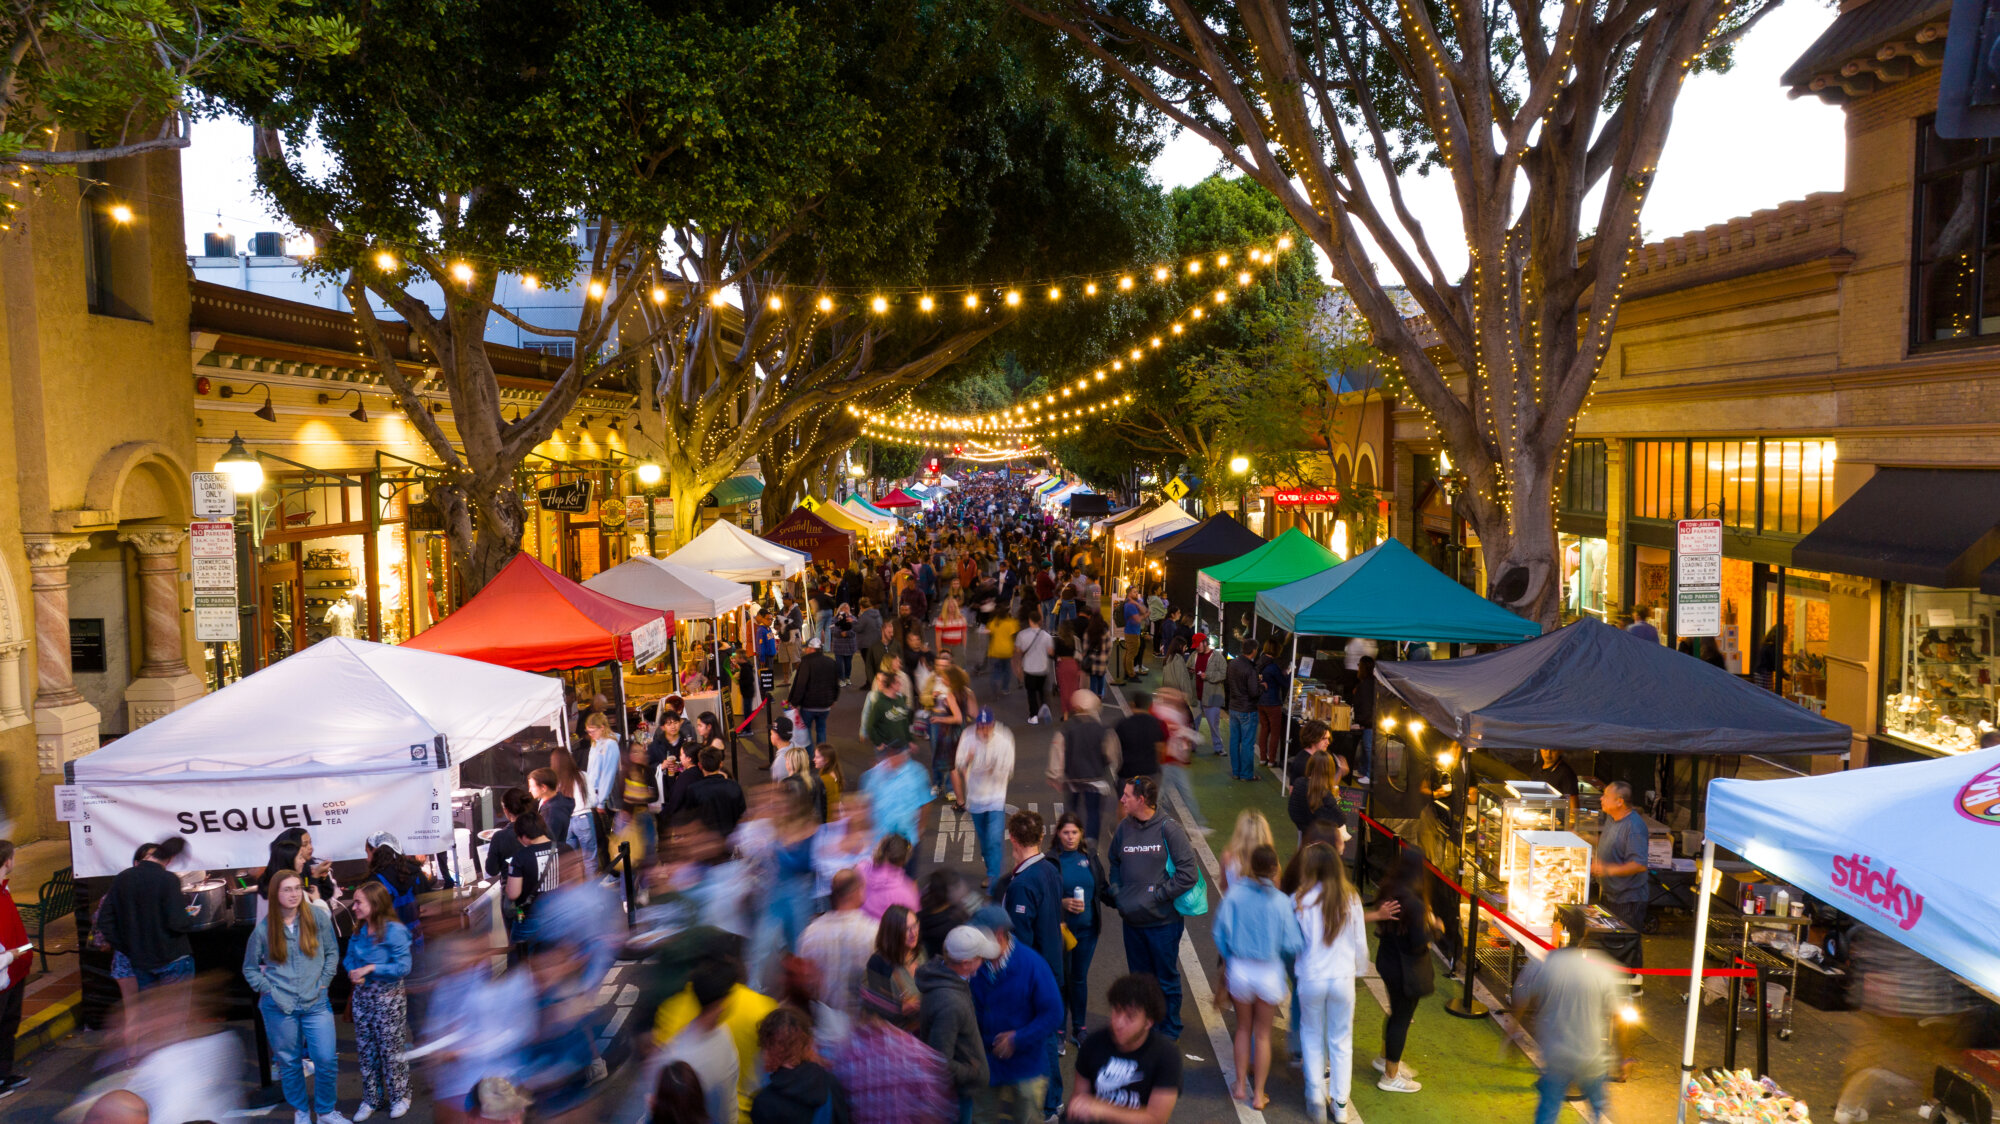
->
[705,474,765,508]
[403,553,672,671]
[1791,468,2000,587]
[1254,537,1541,643]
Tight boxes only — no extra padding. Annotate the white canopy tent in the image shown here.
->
[584,556,753,618]
[936,474,960,487]
[666,518,807,582]
[1042,483,1083,508]
[67,638,564,876]
[1674,748,2000,1120]
[841,498,898,531]
[1112,500,1198,545]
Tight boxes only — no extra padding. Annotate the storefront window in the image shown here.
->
[1881,583,1998,754]
[1689,439,1757,531]
[1631,441,1683,520]
[1629,438,1834,535]
[1559,534,1607,620]
[1561,440,1607,515]
[302,536,368,644]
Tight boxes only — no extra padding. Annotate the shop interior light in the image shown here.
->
[637,462,662,486]
[216,433,264,495]
[1379,716,1397,732]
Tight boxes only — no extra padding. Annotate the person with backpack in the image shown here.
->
[1014,610,1056,725]
[363,835,429,935]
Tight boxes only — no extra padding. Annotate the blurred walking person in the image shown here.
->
[1213,844,1300,1110]
[1514,945,1625,1124]
[1294,843,1397,1123]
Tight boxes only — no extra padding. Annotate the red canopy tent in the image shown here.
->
[403,552,672,673]
[876,488,922,509]
[764,507,853,566]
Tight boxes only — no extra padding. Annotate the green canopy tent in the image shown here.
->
[1253,536,1542,784]
[1194,526,1342,641]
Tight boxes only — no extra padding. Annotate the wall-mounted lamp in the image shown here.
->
[318,389,369,423]
[218,381,277,422]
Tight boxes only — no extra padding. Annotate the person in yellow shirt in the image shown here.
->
[653,978,779,1119]
[985,611,1020,695]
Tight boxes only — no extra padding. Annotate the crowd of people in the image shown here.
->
[22,472,1485,1124]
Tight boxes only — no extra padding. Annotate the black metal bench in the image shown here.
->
[18,865,76,971]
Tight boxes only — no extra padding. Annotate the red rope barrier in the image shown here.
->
[732,698,769,734]
[1351,806,1759,979]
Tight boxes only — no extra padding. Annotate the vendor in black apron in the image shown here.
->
[1589,780,1650,985]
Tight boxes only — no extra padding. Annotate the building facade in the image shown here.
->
[2,152,206,837]
[1390,0,2000,765]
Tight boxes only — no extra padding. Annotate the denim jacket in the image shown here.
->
[243,903,340,1014]
[1213,877,1304,964]
[342,920,414,984]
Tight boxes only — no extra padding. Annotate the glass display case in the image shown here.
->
[1509,830,1593,932]
[1473,780,1570,883]
[1881,583,1997,755]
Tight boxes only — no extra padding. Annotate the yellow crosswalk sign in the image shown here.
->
[1163,477,1188,501]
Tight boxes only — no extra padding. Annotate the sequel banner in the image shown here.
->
[67,770,449,877]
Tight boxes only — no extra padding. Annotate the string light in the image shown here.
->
[919,295,935,312]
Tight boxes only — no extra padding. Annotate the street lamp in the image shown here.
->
[216,433,264,495]
[636,462,663,486]
[1229,455,1250,475]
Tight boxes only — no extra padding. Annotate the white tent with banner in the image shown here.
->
[666,517,807,582]
[65,638,564,877]
[1673,747,2000,1120]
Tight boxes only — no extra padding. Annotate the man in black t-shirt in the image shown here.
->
[1112,691,1166,784]
[1069,974,1182,1122]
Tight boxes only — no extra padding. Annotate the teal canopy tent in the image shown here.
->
[1252,536,1541,788]
[1254,537,1542,644]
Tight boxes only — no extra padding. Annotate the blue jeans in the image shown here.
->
[1228,709,1259,779]
[1196,705,1225,754]
[972,809,1006,888]
[1044,1031,1064,1114]
[1536,1069,1610,1124]
[261,996,339,1115]
[815,610,833,647]
[802,707,830,747]
[1089,672,1106,697]
[1068,787,1103,843]
[1357,727,1375,776]
[1064,924,1101,1036]
[1041,598,1056,622]
[134,954,194,990]
[567,812,598,877]
[1122,916,1185,1039]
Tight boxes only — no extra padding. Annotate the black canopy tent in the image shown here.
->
[1375,618,1852,756]
[1142,513,1268,635]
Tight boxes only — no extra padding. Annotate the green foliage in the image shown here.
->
[0,0,352,163]
[858,439,922,481]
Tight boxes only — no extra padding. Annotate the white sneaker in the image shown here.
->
[320,1113,354,1124]
[1027,716,1039,725]
[1832,1108,1869,1124]
[1377,1074,1422,1093]
[1332,1101,1350,1123]
[294,1113,311,1124]
[1372,1057,1417,1078]
[389,1099,412,1119]
[353,1105,377,1122]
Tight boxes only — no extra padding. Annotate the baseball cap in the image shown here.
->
[943,925,1002,961]
[772,715,795,740]
[976,706,994,726]
[805,635,823,650]
[970,903,1014,934]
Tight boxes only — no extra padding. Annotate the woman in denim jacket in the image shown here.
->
[244,869,345,1124]
[1213,844,1304,1110]
[344,881,415,1119]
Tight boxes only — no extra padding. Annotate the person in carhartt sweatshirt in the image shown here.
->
[1107,776,1199,1040]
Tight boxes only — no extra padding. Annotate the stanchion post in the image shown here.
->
[1723,971,1741,1071]
[1445,749,1488,1019]
[1754,963,1769,1079]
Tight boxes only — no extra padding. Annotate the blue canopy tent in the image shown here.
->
[1253,536,1543,786]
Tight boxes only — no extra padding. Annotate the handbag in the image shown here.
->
[912,708,933,739]
[1163,853,1208,917]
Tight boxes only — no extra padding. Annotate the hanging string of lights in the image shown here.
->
[853,234,1294,434]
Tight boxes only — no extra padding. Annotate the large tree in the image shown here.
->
[1015,0,1773,622]
[1,0,349,164]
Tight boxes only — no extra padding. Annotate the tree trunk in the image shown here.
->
[432,481,527,595]
[1457,440,1562,626]
[664,462,708,551]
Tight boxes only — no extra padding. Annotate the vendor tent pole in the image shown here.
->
[1676,838,1718,1124]
[1281,634,1300,795]
[614,661,631,742]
